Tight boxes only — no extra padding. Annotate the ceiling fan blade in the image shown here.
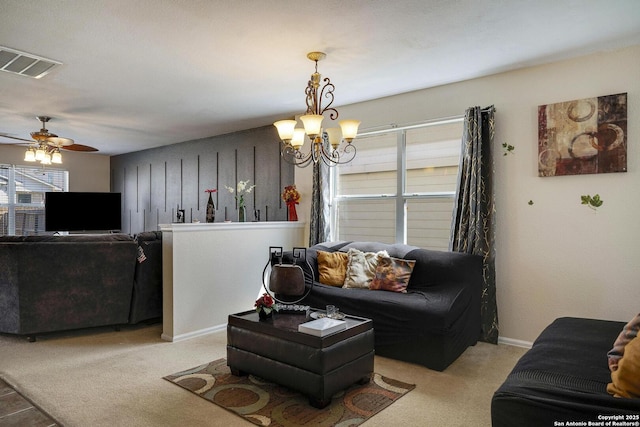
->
[61,143,99,152]
[0,133,33,143]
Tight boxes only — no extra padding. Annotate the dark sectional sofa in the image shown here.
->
[492,317,640,426]
[129,231,163,324]
[0,232,162,341]
[284,241,483,371]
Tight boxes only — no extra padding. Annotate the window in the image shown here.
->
[331,118,463,251]
[0,164,68,236]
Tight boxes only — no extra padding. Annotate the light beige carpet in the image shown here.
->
[0,324,527,426]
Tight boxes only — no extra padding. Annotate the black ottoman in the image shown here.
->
[227,309,374,408]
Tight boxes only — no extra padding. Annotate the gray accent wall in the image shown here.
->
[110,125,294,235]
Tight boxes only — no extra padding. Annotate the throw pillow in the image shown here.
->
[343,248,389,289]
[317,250,349,287]
[608,313,640,372]
[370,256,416,293]
[607,336,640,398]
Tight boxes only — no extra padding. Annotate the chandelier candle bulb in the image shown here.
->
[291,129,306,149]
[339,120,361,142]
[300,114,323,138]
[274,120,296,143]
[325,128,342,149]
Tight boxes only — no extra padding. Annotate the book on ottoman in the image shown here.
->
[298,318,347,337]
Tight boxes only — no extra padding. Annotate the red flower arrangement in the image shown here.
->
[255,293,277,317]
[254,293,278,319]
[282,185,300,204]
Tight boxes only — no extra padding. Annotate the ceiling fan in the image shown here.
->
[0,116,98,165]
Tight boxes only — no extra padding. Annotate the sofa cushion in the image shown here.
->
[343,248,388,289]
[317,250,348,287]
[306,280,473,336]
[370,256,415,293]
[608,336,640,398]
[607,313,640,372]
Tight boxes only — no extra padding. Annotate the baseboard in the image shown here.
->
[498,336,533,349]
[161,323,227,342]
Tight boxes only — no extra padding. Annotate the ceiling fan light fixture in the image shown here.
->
[2,116,98,159]
[41,152,52,165]
[24,147,36,162]
[51,150,62,164]
[35,145,46,161]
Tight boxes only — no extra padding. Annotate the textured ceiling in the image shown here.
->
[0,0,639,156]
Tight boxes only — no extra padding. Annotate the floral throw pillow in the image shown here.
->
[608,313,640,372]
[343,248,389,289]
[370,256,416,293]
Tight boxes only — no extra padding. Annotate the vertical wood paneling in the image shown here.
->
[149,164,152,212]
[136,166,139,213]
[215,152,219,206]
[110,125,293,234]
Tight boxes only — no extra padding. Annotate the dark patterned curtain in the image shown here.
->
[451,105,498,344]
[308,160,329,246]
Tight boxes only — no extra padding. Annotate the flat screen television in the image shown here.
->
[45,192,122,232]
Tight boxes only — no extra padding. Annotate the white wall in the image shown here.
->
[297,45,640,343]
[0,144,110,191]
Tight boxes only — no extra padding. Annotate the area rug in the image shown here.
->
[164,358,415,427]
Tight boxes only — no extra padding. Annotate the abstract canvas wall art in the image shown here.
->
[538,93,627,177]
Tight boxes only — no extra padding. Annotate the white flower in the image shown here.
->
[226,180,255,198]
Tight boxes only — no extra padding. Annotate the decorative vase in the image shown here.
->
[206,193,215,223]
[258,308,272,320]
[287,201,298,221]
[238,205,246,222]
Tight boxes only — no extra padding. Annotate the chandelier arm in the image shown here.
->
[318,78,338,120]
[320,139,357,166]
[281,144,314,168]
[337,143,357,164]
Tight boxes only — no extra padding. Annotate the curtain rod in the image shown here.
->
[357,106,495,137]
[358,115,464,137]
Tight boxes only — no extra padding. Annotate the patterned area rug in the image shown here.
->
[164,358,415,427]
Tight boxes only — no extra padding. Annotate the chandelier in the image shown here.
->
[274,52,360,168]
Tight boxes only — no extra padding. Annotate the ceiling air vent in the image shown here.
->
[0,46,62,79]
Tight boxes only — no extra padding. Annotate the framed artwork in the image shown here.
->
[538,93,627,177]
